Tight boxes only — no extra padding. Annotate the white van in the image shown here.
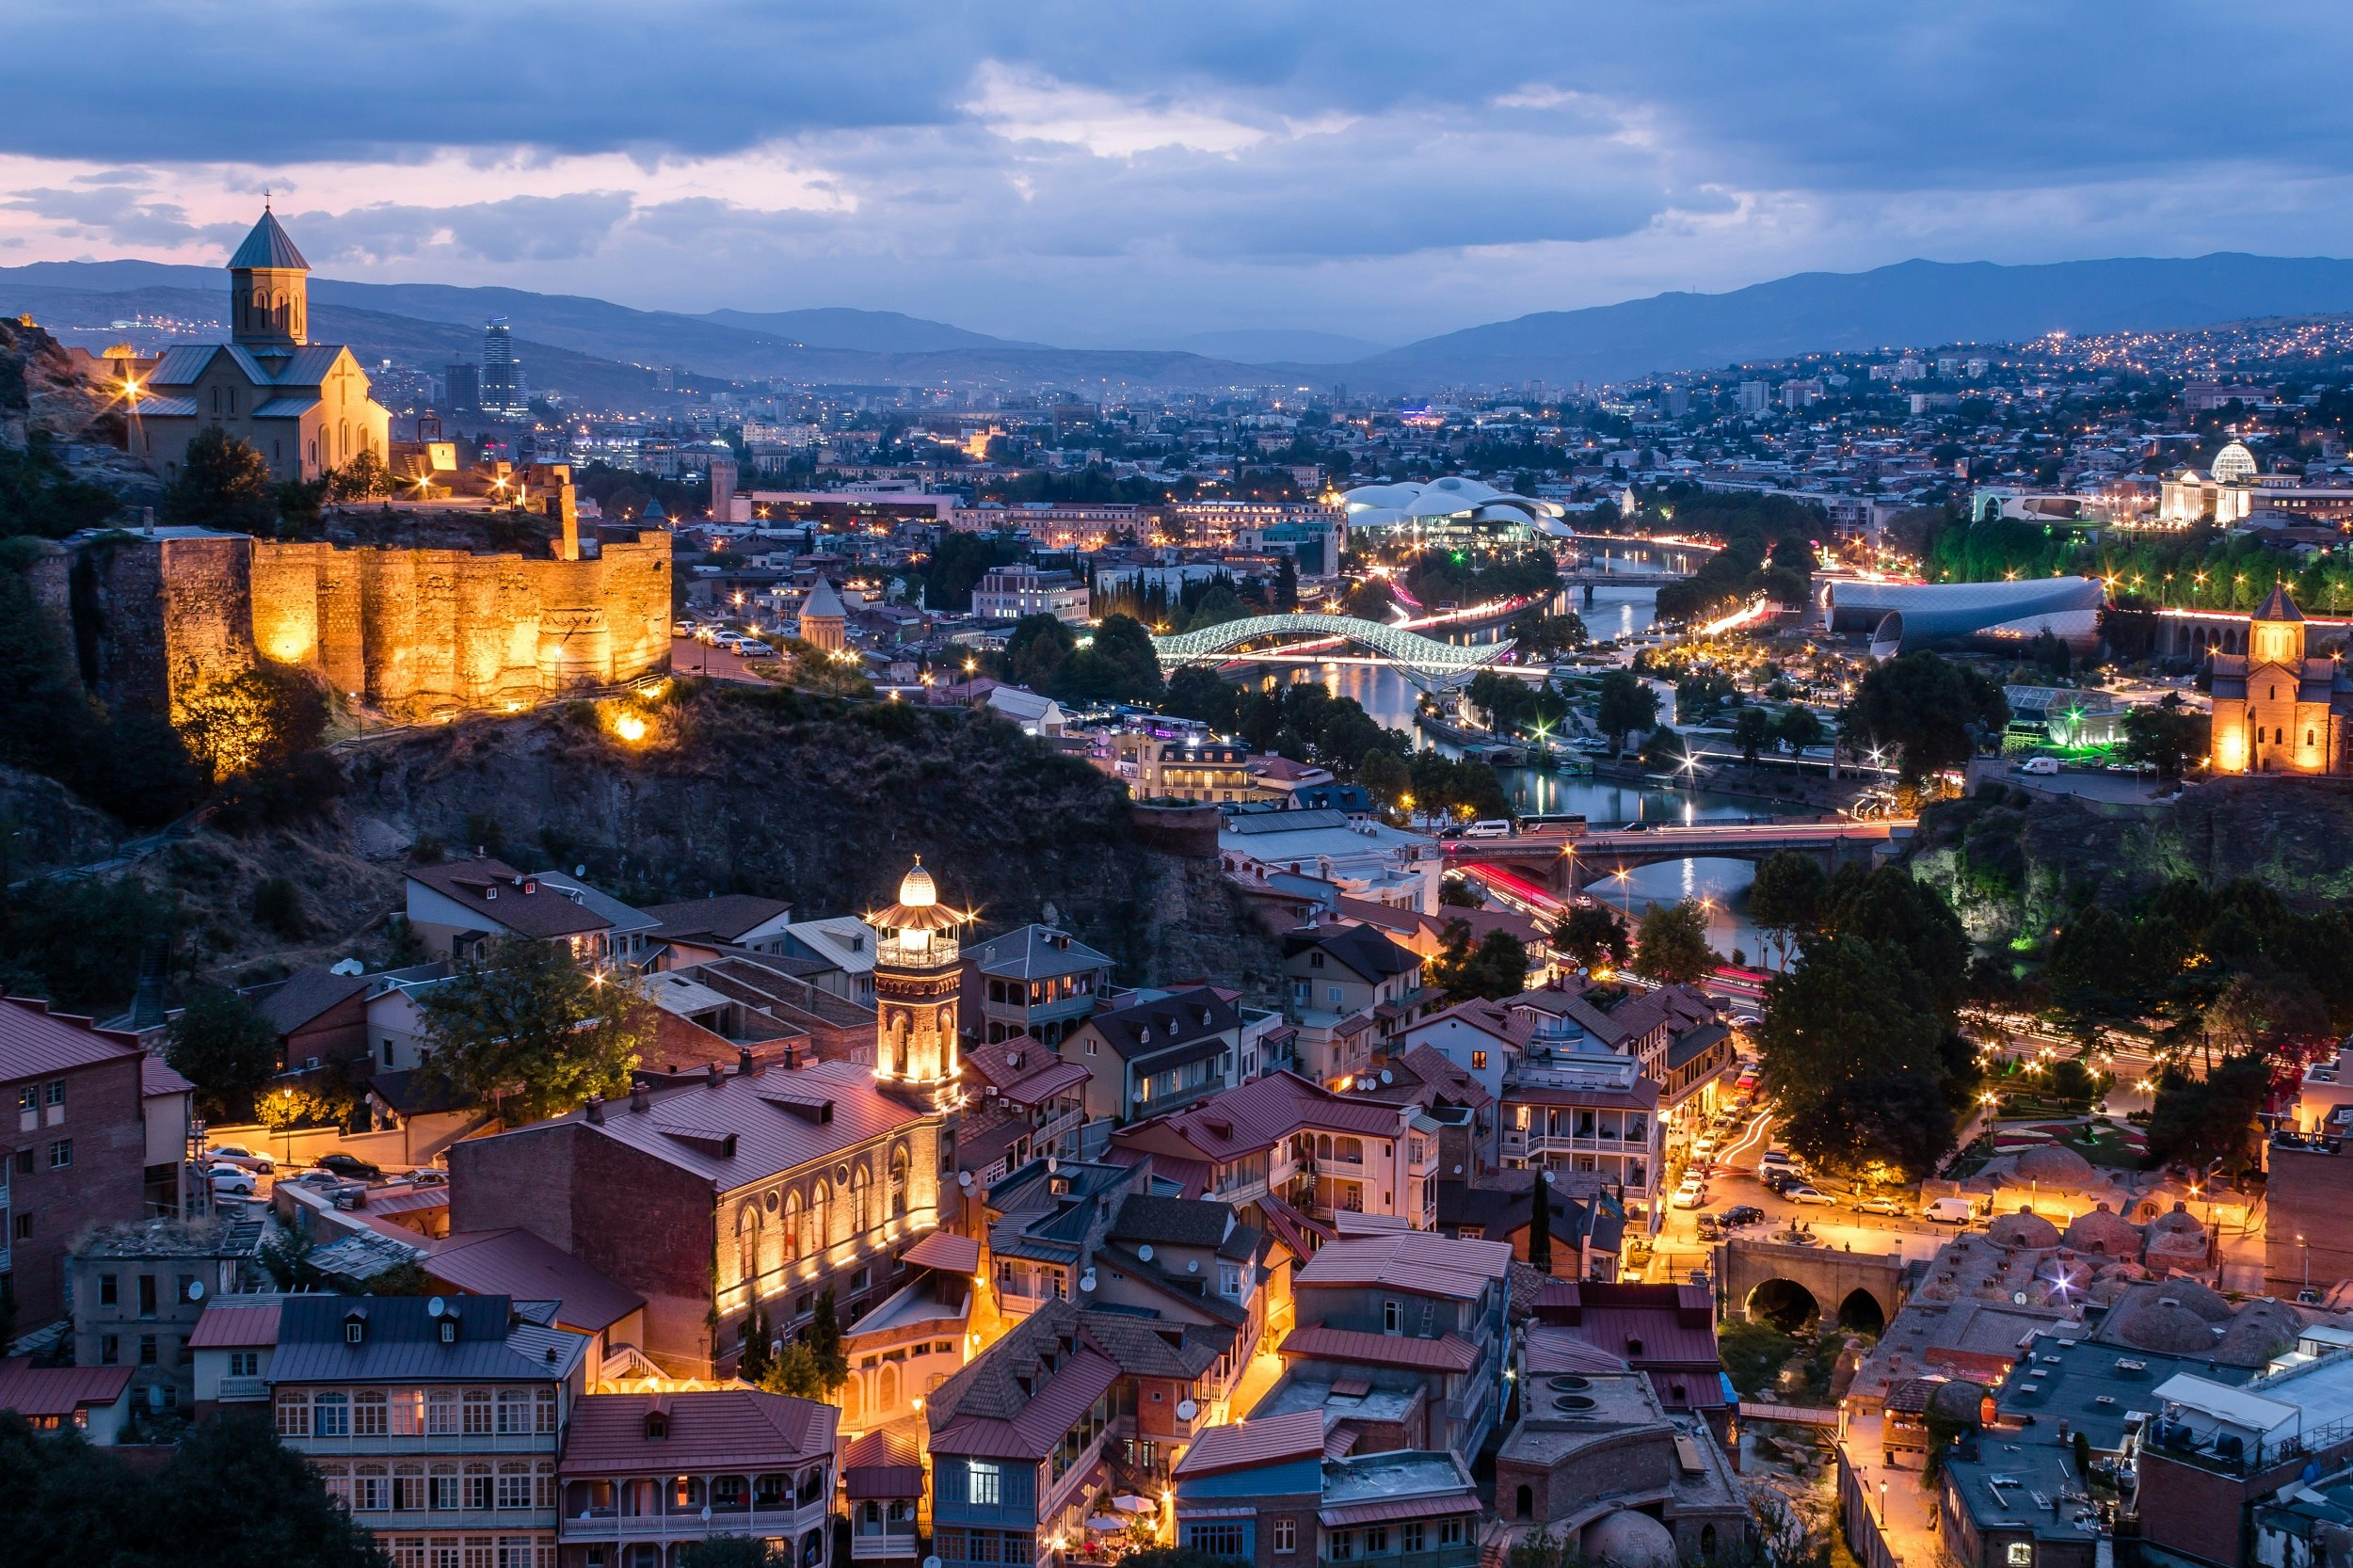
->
[2017,756,2060,776]
[1461,820,1513,839]
[1924,1196,1977,1224]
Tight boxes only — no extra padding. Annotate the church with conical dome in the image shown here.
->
[869,857,972,1112]
[2207,584,2353,774]
[125,206,392,484]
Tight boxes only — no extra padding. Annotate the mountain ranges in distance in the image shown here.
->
[7,252,2353,400]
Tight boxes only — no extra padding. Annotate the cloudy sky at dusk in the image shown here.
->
[6,1,2352,344]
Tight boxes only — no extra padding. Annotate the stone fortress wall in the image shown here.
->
[62,528,673,722]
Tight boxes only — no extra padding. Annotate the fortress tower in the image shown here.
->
[869,857,969,1113]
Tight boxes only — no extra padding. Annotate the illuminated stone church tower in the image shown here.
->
[871,857,968,1112]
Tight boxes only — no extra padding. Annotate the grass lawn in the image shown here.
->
[2058,1122,2146,1169]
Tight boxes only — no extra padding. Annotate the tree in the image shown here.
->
[2146,1053,2269,1174]
[1747,852,1828,970]
[165,989,280,1112]
[1001,613,1075,691]
[1527,1170,1554,1272]
[759,1340,824,1399]
[327,448,393,502]
[1772,704,1826,756]
[164,427,279,535]
[414,936,651,1123]
[681,1541,781,1568]
[1593,670,1658,750]
[2123,696,2206,779]
[736,1304,774,1384]
[1554,904,1629,972]
[172,660,329,782]
[805,1287,850,1393]
[1273,555,1299,611]
[1841,652,2009,781]
[1431,922,1531,1000]
[1161,665,1241,732]
[1049,612,1163,704]
[1633,900,1714,984]
[1358,747,1410,809]
[1639,723,1688,774]
[1731,706,1774,764]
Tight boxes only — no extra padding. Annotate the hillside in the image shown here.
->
[1350,252,2353,389]
[103,683,1281,1005]
[1905,776,2353,946]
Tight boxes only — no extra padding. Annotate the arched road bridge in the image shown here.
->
[1718,1237,1908,1334]
[1150,614,1517,692]
[1440,820,1903,898]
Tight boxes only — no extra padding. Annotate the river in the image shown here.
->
[1244,578,1799,965]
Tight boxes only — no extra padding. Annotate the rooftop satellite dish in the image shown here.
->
[1187,1259,1199,1274]
[1176,1399,1199,1421]
[1542,1169,1556,1185]
[1080,1270,1096,1293]
[1138,1244,1155,1262]
[427,1297,448,1319]
[186,1280,205,1302]
[1453,1163,1463,1175]
[958,1172,973,1190]
[328,958,364,977]
[1047,1156,1058,1174]
[1380,1069,1393,1085]
[575,864,588,878]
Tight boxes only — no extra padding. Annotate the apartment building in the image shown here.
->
[1173,1414,1481,1568]
[1061,987,1245,1126]
[1,998,175,1327]
[970,564,1091,624]
[268,1293,592,1568]
[961,925,1113,1047]
[68,1215,266,1416]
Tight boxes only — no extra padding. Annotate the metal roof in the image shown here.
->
[1293,1231,1513,1298]
[966,923,1112,981]
[1278,1325,1480,1373]
[0,1355,133,1416]
[561,1388,834,1474]
[427,1229,645,1333]
[228,209,310,270]
[187,1301,284,1349]
[1174,1408,1325,1477]
[0,996,141,1087]
[270,1294,590,1384]
[899,1231,982,1276]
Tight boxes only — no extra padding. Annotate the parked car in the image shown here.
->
[1924,1196,1978,1224]
[1672,1176,1706,1209]
[312,1153,381,1181]
[205,1144,275,1175]
[1852,1194,1909,1216]
[1760,1169,1802,1194]
[209,1164,257,1198]
[288,1168,344,1189]
[2017,756,2060,776]
[1784,1184,1836,1207]
[406,1168,448,1188]
[1689,1137,1719,1160]
[1460,819,1513,840]
[1720,1205,1766,1228]
[1694,1216,1721,1240]
[672,621,694,637]
[736,639,777,659]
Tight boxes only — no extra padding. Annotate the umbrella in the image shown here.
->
[1087,1516,1127,1533]
[1113,1496,1155,1514]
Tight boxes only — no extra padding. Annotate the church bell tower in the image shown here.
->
[870,857,968,1112]
[228,204,310,350]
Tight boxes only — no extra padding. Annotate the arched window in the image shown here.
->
[782,1191,804,1261]
[851,1165,872,1236]
[889,1146,910,1219]
[892,1015,910,1076]
[738,1206,761,1287]
[842,1378,862,1426]
[878,1363,899,1412]
[811,1181,832,1249]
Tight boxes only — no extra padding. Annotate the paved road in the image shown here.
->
[671,635,769,684]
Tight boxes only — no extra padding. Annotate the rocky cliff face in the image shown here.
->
[1907,776,2353,944]
[138,686,1286,999]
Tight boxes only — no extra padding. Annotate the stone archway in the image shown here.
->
[1746,1279,1820,1332]
[1837,1288,1887,1334]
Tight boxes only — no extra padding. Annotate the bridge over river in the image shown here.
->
[1439,819,1907,897]
[1149,613,1518,692]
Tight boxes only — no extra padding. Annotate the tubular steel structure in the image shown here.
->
[1149,614,1516,691]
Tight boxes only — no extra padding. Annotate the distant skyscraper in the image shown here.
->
[480,317,528,419]
[441,361,479,412]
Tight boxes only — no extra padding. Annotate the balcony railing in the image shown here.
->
[852,1530,922,1559]
[1323,1548,1479,1568]
[292,1432,559,1457]
[216,1376,268,1401]
[876,935,959,968]
[562,1500,831,1543]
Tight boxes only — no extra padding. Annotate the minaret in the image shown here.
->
[227,204,310,351]
[869,857,968,1112]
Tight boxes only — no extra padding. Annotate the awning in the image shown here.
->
[900,1231,983,1275]
[1319,1496,1481,1528]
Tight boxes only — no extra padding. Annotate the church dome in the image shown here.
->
[2211,441,2258,483]
[1582,1511,1678,1568]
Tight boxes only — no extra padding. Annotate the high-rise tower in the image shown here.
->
[480,316,528,418]
[870,857,968,1112]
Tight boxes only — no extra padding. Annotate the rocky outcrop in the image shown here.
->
[1906,776,2353,943]
[142,686,1287,999]
[0,316,112,451]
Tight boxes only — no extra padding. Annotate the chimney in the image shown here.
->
[585,1096,605,1124]
[630,1085,649,1113]
[737,1047,757,1077]
[706,1062,724,1087]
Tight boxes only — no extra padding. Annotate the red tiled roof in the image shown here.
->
[968,1038,1091,1108]
[187,1302,283,1349]
[141,1056,195,1097]
[0,1355,133,1416]
[1398,1044,1495,1112]
[1320,1495,1480,1528]
[1175,1408,1326,1476]
[428,1229,646,1333]
[1113,1069,1403,1166]
[558,1389,834,1475]
[1294,1232,1513,1299]
[900,1231,982,1276]
[1252,1192,1334,1263]
[1278,1325,1480,1373]
[409,859,611,938]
